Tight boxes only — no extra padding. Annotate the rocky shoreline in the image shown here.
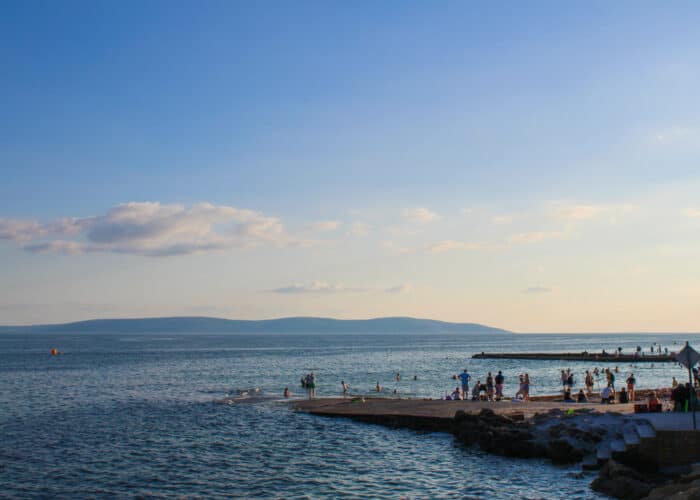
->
[295,399,696,499]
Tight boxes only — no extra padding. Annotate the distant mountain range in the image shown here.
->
[0,316,512,335]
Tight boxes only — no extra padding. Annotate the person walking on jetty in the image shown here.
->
[458,369,471,396]
[495,370,504,401]
[626,373,636,402]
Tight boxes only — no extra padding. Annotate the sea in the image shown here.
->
[1,331,698,499]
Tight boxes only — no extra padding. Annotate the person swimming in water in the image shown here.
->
[376,381,382,392]
[284,387,291,398]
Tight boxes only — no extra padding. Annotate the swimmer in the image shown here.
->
[376,381,382,392]
[284,387,291,398]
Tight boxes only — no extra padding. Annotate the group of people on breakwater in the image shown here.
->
[289,361,697,410]
[446,369,531,401]
[441,365,666,405]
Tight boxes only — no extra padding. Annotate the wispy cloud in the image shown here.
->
[270,281,369,294]
[385,284,413,294]
[491,215,513,224]
[508,230,568,244]
[271,281,414,295]
[23,240,84,255]
[551,203,636,221]
[348,221,370,237]
[402,207,441,223]
[652,126,699,145]
[0,219,47,241]
[307,220,341,232]
[427,240,487,254]
[1,202,302,257]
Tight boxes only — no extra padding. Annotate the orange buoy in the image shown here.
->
[51,348,58,356]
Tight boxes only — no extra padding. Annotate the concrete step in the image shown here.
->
[635,422,656,438]
[623,429,641,446]
[610,438,627,452]
[597,442,611,461]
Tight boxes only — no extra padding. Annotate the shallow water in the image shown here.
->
[1,332,697,498]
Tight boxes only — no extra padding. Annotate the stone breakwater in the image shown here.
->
[294,398,697,500]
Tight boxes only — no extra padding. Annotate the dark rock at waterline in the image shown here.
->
[547,438,585,464]
[591,460,654,500]
[454,409,548,459]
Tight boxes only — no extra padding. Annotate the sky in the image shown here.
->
[1,1,700,332]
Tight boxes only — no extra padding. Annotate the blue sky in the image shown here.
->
[2,2,700,331]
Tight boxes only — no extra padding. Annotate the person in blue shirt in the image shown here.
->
[458,369,471,396]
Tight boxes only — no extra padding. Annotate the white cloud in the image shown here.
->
[270,281,368,294]
[508,230,568,244]
[381,240,414,255]
[385,284,413,294]
[348,221,370,237]
[491,215,513,224]
[402,207,441,223]
[652,126,699,145]
[551,203,637,221]
[0,219,47,241]
[307,220,341,232]
[427,240,487,254]
[23,240,84,255]
[271,281,414,295]
[553,205,605,220]
[1,202,298,257]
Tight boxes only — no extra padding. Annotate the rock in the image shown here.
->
[592,460,654,500]
[643,481,700,500]
[547,438,585,464]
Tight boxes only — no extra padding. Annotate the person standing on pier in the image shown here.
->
[495,370,504,401]
[523,373,531,401]
[626,373,636,401]
[458,369,471,397]
[585,370,594,396]
[486,372,494,402]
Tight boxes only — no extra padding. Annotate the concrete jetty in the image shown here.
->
[472,352,675,362]
[294,396,635,420]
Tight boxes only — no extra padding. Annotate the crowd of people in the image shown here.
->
[444,369,530,401]
[295,363,698,413]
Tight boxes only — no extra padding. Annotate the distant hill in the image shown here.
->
[0,316,512,335]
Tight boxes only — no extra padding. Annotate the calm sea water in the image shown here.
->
[1,331,697,499]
